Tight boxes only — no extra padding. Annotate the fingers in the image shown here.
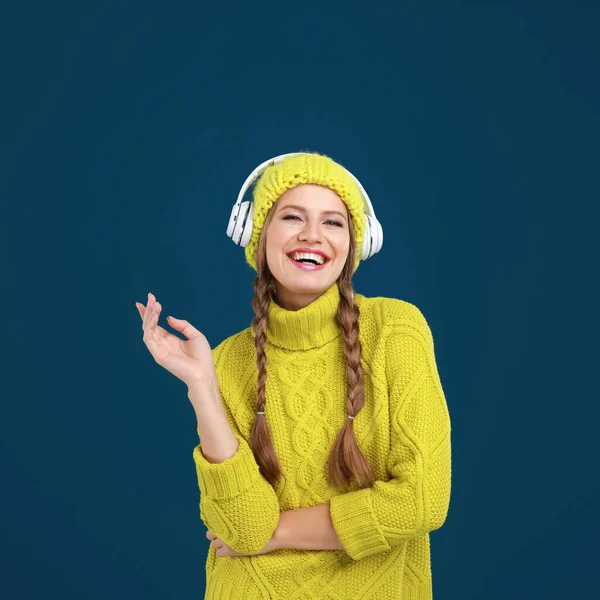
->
[143,293,156,330]
[136,295,200,342]
[135,297,151,323]
[138,293,161,332]
[136,293,151,327]
[206,530,223,554]
[175,318,200,340]
[150,301,161,328]
[139,294,165,358]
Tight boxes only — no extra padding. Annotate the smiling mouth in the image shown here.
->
[286,253,330,266]
[286,254,329,270]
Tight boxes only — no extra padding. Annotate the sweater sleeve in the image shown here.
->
[329,303,452,561]
[192,339,281,555]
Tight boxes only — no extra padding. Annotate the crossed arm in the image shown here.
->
[207,503,343,556]
[193,393,342,552]
[272,503,343,551]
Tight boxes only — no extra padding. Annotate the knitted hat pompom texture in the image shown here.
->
[244,152,367,274]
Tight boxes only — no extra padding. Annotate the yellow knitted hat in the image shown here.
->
[244,152,366,273]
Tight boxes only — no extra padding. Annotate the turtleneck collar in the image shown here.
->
[260,282,342,350]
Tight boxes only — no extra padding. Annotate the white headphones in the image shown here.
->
[227,152,384,261]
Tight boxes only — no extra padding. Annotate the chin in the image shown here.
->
[276,275,336,293]
[268,258,340,293]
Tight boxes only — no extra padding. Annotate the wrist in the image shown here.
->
[187,374,218,396]
[188,377,222,413]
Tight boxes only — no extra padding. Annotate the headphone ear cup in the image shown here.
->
[239,202,254,247]
[361,215,384,260]
[371,217,383,255]
[227,201,242,242]
[227,201,253,247]
[361,216,374,260]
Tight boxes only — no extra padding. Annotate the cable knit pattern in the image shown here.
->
[192,282,452,599]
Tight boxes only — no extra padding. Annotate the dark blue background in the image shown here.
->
[2,1,598,598]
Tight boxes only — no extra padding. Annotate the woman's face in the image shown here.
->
[265,183,351,310]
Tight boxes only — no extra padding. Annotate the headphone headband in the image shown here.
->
[234,152,378,222]
[228,152,383,262]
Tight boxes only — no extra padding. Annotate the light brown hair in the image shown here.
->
[249,197,375,492]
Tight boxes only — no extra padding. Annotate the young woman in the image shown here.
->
[137,151,452,599]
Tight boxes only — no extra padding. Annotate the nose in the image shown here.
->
[298,220,324,243]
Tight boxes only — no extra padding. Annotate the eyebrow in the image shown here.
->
[278,204,347,220]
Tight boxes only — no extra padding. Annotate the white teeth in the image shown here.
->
[289,252,326,265]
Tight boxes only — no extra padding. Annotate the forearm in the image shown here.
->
[188,378,238,464]
[273,503,344,551]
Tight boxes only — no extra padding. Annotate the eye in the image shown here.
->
[283,215,343,227]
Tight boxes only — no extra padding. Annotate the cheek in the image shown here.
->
[265,235,286,268]
[266,226,289,251]
[334,236,350,256]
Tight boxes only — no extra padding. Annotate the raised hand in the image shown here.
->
[136,292,216,388]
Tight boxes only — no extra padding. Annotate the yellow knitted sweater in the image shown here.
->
[192,282,452,599]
